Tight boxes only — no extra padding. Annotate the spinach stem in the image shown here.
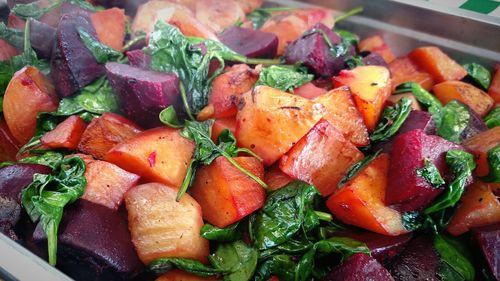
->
[222,152,269,189]
[314,211,333,222]
[234,148,262,161]
[334,7,364,23]
[23,17,31,55]
[176,159,195,202]
[244,57,282,66]
[179,82,195,121]
[122,34,146,52]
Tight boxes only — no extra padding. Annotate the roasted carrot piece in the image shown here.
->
[211,117,236,142]
[432,81,494,117]
[90,8,126,50]
[463,127,500,177]
[358,35,395,63]
[408,46,467,82]
[40,115,87,150]
[389,57,435,91]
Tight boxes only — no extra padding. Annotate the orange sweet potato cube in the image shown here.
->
[40,115,87,150]
[388,57,435,91]
[280,120,364,197]
[265,164,293,191]
[191,156,266,228]
[326,154,408,236]
[488,64,500,103]
[408,46,467,83]
[78,113,142,159]
[358,35,395,63]
[105,127,195,188]
[332,66,392,132]
[211,117,236,142]
[235,85,324,166]
[294,82,328,100]
[90,8,126,50]
[313,87,369,147]
[464,127,500,177]
[432,81,494,117]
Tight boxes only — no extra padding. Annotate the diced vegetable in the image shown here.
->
[386,93,422,111]
[210,117,236,142]
[0,118,20,162]
[463,127,500,177]
[472,223,500,280]
[219,26,278,59]
[191,156,266,228]
[3,66,59,144]
[235,85,324,166]
[361,52,388,68]
[235,0,262,13]
[333,65,392,132]
[51,12,104,97]
[326,153,409,236]
[30,199,142,280]
[447,181,500,236]
[156,270,218,281]
[488,64,500,103]
[408,46,468,83]
[264,164,293,191]
[294,81,327,100]
[124,182,209,264]
[28,18,55,59]
[386,129,462,212]
[90,7,126,50]
[78,112,142,159]
[209,64,259,118]
[105,127,195,188]
[81,158,140,210]
[40,115,87,150]
[105,62,182,128]
[0,39,19,61]
[322,253,395,281]
[126,49,151,70]
[194,0,245,33]
[280,120,364,196]
[284,23,344,78]
[388,56,435,91]
[358,35,395,63]
[432,80,494,117]
[260,13,308,56]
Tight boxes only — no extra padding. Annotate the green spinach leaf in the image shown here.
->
[209,240,258,281]
[251,181,319,250]
[395,82,443,124]
[484,106,500,128]
[159,105,182,128]
[345,55,364,69]
[0,22,24,49]
[338,150,381,188]
[370,97,412,143]
[246,7,295,30]
[401,211,421,231]
[12,0,98,20]
[254,254,296,281]
[59,77,119,114]
[148,257,224,277]
[255,65,313,93]
[21,156,86,265]
[77,28,124,64]
[425,150,476,215]
[481,145,500,183]
[200,223,241,242]
[463,63,491,91]
[416,159,445,188]
[437,101,470,143]
[19,151,64,170]
[434,234,475,281]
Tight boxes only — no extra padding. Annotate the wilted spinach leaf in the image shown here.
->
[434,234,475,281]
[251,181,319,250]
[0,22,24,49]
[345,55,364,69]
[370,97,412,143]
[395,82,443,124]
[200,223,241,242]
[436,101,470,143]
[246,7,295,30]
[335,29,359,47]
[159,105,182,128]
[254,254,296,281]
[19,151,64,170]
[401,211,421,231]
[77,28,124,64]
[209,240,258,281]
[416,159,445,188]
[338,150,381,188]
[148,257,224,277]
[484,106,500,128]
[255,65,313,93]
[59,77,119,114]
[481,145,500,183]
[21,156,86,265]
[463,63,491,91]
[12,0,98,20]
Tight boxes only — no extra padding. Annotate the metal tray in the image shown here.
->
[1,0,499,280]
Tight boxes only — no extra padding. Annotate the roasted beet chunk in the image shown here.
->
[386,129,463,212]
[388,236,440,281]
[472,223,500,280]
[460,103,488,141]
[0,164,51,240]
[31,200,142,280]
[126,50,151,70]
[361,52,388,68]
[29,19,56,59]
[219,26,278,59]
[284,23,347,77]
[105,62,181,128]
[51,13,104,97]
[322,253,394,281]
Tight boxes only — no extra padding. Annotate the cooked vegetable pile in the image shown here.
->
[0,0,498,281]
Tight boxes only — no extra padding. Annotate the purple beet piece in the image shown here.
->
[105,62,181,128]
[333,231,413,264]
[126,50,151,69]
[0,164,51,240]
[322,253,394,281]
[362,52,388,68]
[388,236,440,281]
[51,13,104,97]
[31,199,142,280]
[59,2,92,16]
[219,26,278,59]
[472,223,500,280]
[460,103,488,142]
[386,129,465,212]
[28,18,56,59]
[284,23,348,77]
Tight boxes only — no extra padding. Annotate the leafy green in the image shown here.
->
[254,254,296,281]
[19,151,64,170]
[425,150,476,215]
[176,120,267,201]
[333,7,364,23]
[146,22,279,118]
[255,65,313,93]
[200,223,241,242]
[401,211,421,231]
[335,29,360,47]
[21,156,87,265]
[295,237,370,281]
[11,0,98,20]
[209,240,258,281]
[0,22,24,49]
[434,234,475,281]
[481,145,500,183]
[77,28,124,64]
[416,159,445,188]
[148,257,224,277]
[436,101,470,143]
[395,82,443,123]
[159,105,182,128]
[338,150,381,188]
[246,7,295,30]
[59,77,119,114]
[463,63,491,90]
[251,181,319,250]
[484,106,500,128]
[345,55,364,69]
[370,97,412,143]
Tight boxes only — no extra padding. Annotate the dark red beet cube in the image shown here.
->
[322,253,394,281]
[219,26,278,59]
[472,223,500,280]
[126,50,151,70]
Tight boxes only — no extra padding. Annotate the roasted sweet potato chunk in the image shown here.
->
[463,127,500,177]
[488,64,500,103]
[41,115,87,150]
[358,35,395,63]
[90,7,126,50]
[389,57,435,91]
[432,80,494,117]
[408,46,467,82]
